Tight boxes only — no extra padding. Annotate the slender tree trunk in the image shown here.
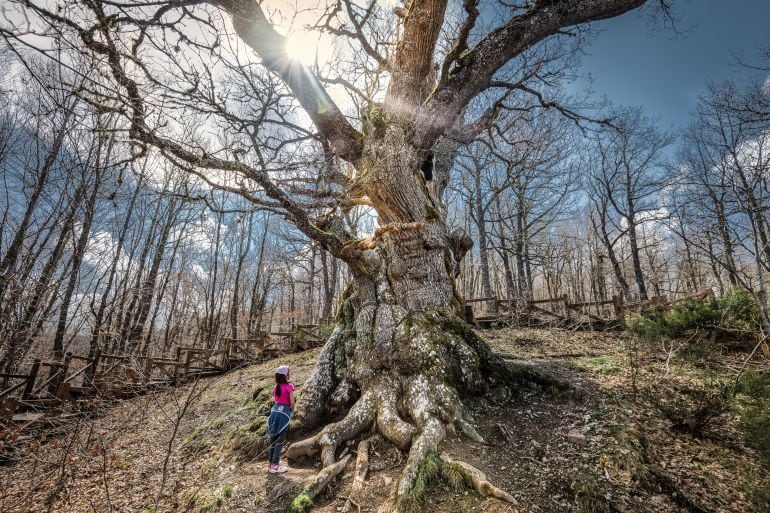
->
[128,197,178,351]
[0,108,74,304]
[205,209,223,348]
[307,243,317,323]
[494,205,516,302]
[591,209,631,300]
[626,213,648,300]
[52,166,103,358]
[247,220,269,338]
[472,171,495,311]
[89,175,143,356]
[1,179,87,374]
[229,215,249,341]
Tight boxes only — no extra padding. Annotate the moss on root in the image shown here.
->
[397,452,476,513]
[285,491,313,513]
[398,452,442,513]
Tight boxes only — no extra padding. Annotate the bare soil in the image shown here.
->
[0,328,767,513]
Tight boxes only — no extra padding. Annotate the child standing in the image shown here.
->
[267,365,294,473]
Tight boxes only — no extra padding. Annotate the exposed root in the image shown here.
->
[285,434,320,460]
[456,418,485,444]
[440,453,519,505]
[287,303,564,512]
[375,385,415,449]
[293,326,346,430]
[502,360,570,391]
[396,417,446,499]
[287,454,352,513]
[341,438,371,513]
[288,391,376,466]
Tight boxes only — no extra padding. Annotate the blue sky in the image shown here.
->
[569,0,770,130]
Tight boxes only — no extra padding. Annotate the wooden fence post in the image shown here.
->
[143,357,153,385]
[54,352,73,399]
[86,349,101,388]
[22,358,41,400]
[612,295,625,327]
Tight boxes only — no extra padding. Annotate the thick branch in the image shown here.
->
[217,0,364,163]
[385,0,449,113]
[418,0,649,143]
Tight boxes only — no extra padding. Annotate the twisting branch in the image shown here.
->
[12,0,356,258]
[437,0,480,90]
[417,0,652,145]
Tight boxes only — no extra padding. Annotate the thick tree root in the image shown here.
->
[397,417,446,499]
[287,391,375,466]
[287,454,352,513]
[440,453,519,506]
[341,438,371,513]
[374,384,415,449]
[456,417,485,444]
[287,304,567,512]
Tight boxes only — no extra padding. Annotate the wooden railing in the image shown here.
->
[464,289,714,329]
[0,324,328,421]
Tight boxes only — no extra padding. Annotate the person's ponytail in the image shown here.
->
[274,373,287,398]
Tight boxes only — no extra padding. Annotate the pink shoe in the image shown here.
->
[269,465,288,473]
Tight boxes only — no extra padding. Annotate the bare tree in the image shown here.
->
[588,107,675,300]
[3,0,671,503]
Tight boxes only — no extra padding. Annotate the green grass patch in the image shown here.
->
[571,356,620,375]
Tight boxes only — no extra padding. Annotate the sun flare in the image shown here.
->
[285,30,333,66]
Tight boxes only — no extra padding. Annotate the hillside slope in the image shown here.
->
[0,329,767,513]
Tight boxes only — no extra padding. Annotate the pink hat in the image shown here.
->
[275,365,289,375]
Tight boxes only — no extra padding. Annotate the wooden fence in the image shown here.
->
[0,325,327,422]
[465,289,714,329]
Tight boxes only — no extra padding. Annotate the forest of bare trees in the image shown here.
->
[1,0,769,506]
[6,46,769,379]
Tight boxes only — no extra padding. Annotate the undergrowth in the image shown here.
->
[649,380,732,436]
[571,474,611,513]
[735,370,770,468]
[225,385,274,460]
[629,289,761,344]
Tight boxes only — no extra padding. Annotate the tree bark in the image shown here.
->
[625,212,648,300]
[473,169,495,312]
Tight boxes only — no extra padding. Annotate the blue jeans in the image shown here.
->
[267,404,291,465]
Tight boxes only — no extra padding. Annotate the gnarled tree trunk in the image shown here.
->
[285,120,554,508]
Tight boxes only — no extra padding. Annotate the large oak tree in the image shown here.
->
[2,0,669,507]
